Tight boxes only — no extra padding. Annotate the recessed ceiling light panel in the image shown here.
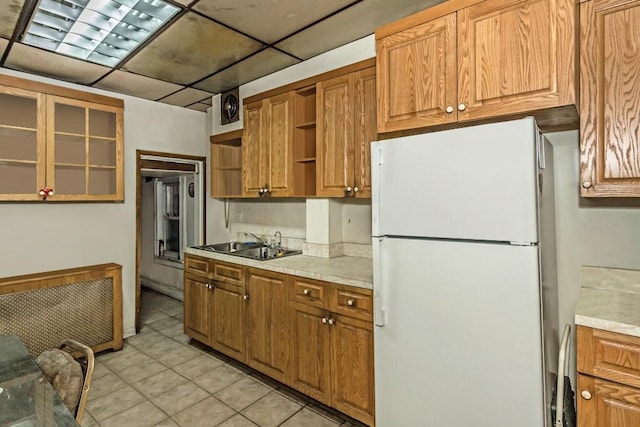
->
[23,0,180,67]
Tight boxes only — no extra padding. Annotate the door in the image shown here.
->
[376,13,458,132]
[457,0,576,122]
[183,274,211,344]
[243,100,267,196]
[353,67,376,198]
[578,375,640,427]
[372,117,539,243]
[579,0,640,196]
[317,74,354,196]
[211,280,246,362]
[374,237,549,427]
[245,269,290,382]
[289,302,331,403]
[331,312,374,426]
[265,92,294,196]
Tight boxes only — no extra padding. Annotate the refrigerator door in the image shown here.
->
[374,237,548,427]
[371,117,540,243]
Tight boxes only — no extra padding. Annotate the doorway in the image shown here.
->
[135,150,206,332]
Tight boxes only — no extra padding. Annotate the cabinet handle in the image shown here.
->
[445,106,454,114]
[328,318,335,325]
[581,390,592,400]
[322,317,328,324]
[582,180,592,189]
[458,103,466,112]
[303,288,310,295]
[353,187,359,193]
[243,294,249,301]
[347,299,355,306]
[346,186,353,193]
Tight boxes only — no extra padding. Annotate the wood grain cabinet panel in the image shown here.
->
[317,67,376,197]
[376,0,576,133]
[183,272,212,345]
[579,0,640,196]
[578,326,640,426]
[242,93,294,197]
[0,76,124,202]
[211,280,246,362]
[245,269,290,383]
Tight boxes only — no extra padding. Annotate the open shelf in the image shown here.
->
[210,129,243,198]
[293,85,317,197]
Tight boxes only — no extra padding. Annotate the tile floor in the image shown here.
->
[83,288,365,427]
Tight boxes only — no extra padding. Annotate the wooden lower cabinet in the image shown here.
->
[290,302,332,403]
[577,326,640,427]
[211,279,246,362]
[245,268,290,383]
[183,272,212,344]
[331,313,375,426]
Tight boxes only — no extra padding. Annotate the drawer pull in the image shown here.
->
[322,317,328,324]
[328,318,335,325]
[303,288,310,295]
[347,299,355,306]
[581,390,592,400]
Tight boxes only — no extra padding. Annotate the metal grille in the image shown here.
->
[0,278,113,357]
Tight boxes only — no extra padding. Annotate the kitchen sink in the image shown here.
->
[192,242,301,261]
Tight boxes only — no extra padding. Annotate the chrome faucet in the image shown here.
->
[245,232,267,246]
[274,231,282,249]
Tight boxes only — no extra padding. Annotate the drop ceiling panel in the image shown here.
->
[276,0,440,59]
[0,0,24,38]
[94,70,184,100]
[5,43,110,84]
[159,87,213,107]
[193,0,355,44]
[194,48,299,93]
[123,12,264,85]
[0,38,8,58]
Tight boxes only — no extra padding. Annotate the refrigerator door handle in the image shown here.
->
[372,237,386,327]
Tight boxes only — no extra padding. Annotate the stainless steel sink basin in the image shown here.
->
[192,242,301,261]
[232,246,302,261]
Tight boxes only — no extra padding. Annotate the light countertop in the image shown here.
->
[184,247,373,290]
[575,266,640,337]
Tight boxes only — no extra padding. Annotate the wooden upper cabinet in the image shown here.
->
[0,76,124,202]
[317,67,376,197]
[376,13,457,132]
[242,93,294,197]
[579,0,640,197]
[376,0,576,133]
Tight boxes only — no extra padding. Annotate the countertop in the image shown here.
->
[184,247,373,290]
[575,266,640,338]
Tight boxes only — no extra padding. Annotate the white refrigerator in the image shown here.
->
[371,117,559,427]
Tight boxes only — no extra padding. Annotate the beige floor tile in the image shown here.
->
[80,411,99,427]
[157,322,188,340]
[216,414,259,427]
[140,336,186,359]
[306,404,350,424]
[86,385,146,421]
[214,377,271,411]
[173,354,224,379]
[132,369,188,398]
[118,359,168,383]
[87,372,127,401]
[154,419,180,427]
[126,330,166,349]
[142,310,171,324]
[102,346,156,373]
[280,408,340,427]
[172,396,235,427]
[153,344,201,367]
[100,401,167,427]
[92,362,112,380]
[150,381,210,415]
[193,364,244,394]
[241,391,303,427]
[96,343,135,362]
[148,315,182,329]
[163,306,183,317]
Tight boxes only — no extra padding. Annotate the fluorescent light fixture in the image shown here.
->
[23,0,180,67]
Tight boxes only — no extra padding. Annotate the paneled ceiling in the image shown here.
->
[0,0,439,112]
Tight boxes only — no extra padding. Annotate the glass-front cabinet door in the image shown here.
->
[47,96,123,201]
[0,86,46,201]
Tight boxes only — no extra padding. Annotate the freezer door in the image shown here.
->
[371,117,540,243]
[374,237,549,427]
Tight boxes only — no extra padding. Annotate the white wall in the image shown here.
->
[0,68,208,337]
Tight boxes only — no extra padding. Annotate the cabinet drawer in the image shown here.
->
[331,286,373,321]
[291,278,327,308]
[213,262,244,285]
[578,326,640,388]
[185,255,212,276]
